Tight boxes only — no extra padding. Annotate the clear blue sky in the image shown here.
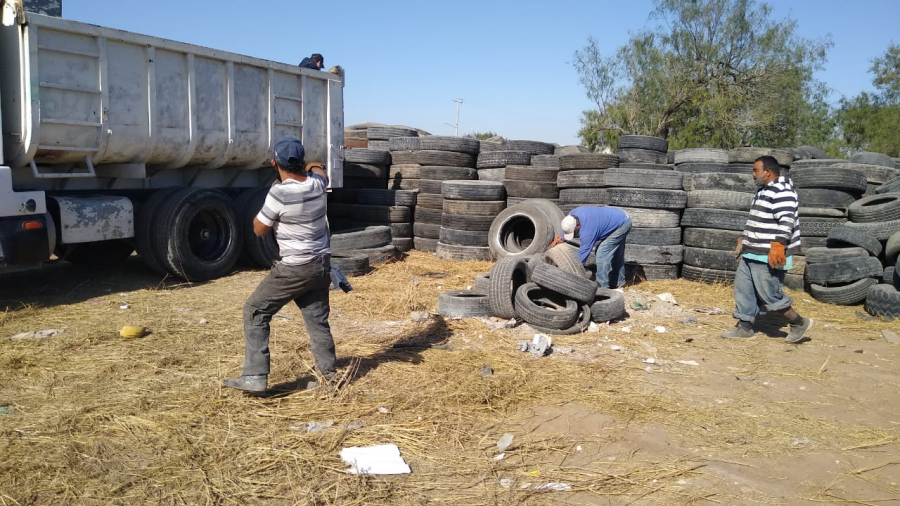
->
[62,1,899,146]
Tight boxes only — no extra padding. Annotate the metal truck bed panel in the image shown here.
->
[0,5,344,177]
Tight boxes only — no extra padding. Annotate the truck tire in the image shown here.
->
[625,263,680,282]
[441,213,494,232]
[413,236,438,253]
[506,140,555,155]
[626,227,682,246]
[413,223,440,239]
[476,151,532,169]
[366,126,418,140]
[155,188,243,281]
[617,207,682,228]
[606,188,687,209]
[435,242,493,261]
[350,205,411,223]
[330,253,370,276]
[330,226,392,250]
[414,207,442,224]
[804,246,870,264]
[558,188,607,204]
[809,278,877,305]
[804,256,883,285]
[826,226,883,256]
[357,189,418,207]
[616,135,668,152]
[439,228,489,247]
[790,167,868,192]
[488,256,530,319]
[876,175,900,194]
[344,163,388,179]
[680,208,749,231]
[513,282,579,329]
[683,173,756,193]
[850,151,896,168]
[416,194,444,209]
[442,199,506,216]
[416,150,475,167]
[625,244,684,265]
[487,202,555,259]
[797,188,860,208]
[728,148,794,166]
[136,188,182,275]
[674,148,729,165]
[558,154,619,170]
[602,168,683,189]
[237,187,280,268]
[531,260,597,304]
[441,180,506,201]
[556,170,605,188]
[682,228,743,251]
[886,231,900,266]
[686,190,753,211]
[438,290,492,317]
[530,155,560,168]
[865,283,900,319]
[848,193,900,223]
[344,149,391,165]
[799,217,846,237]
[615,148,667,164]
[683,247,739,271]
[843,219,900,241]
[675,163,736,174]
[420,166,477,181]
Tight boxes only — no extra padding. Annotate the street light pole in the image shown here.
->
[442,98,464,136]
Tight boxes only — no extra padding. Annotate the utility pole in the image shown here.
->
[441,98,464,137]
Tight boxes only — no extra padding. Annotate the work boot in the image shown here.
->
[786,317,813,344]
[721,321,754,339]
[223,374,268,393]
[304,371,337,391]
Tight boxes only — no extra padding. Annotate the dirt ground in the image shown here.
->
[1,251,898,505]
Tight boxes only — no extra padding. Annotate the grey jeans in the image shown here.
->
[732,257,793,324]
[242,256,336,377]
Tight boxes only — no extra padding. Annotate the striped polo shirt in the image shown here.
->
[256,174,330,265]
[741,175,801,258]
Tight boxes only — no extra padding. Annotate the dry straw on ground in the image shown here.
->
[1,252,897,505]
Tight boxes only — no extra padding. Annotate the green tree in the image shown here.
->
[573,0,832,151]
[836,44,900,156]
[465,131,499,140]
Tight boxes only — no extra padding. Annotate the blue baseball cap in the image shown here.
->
[273,137,305,168]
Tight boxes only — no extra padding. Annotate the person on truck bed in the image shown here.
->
[223,137,338,393]
[299,53,324,70]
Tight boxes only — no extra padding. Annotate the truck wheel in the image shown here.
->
[60,239,135,267]
[155,188,243,280]
[135,188,181,275]
[236,187,280,269]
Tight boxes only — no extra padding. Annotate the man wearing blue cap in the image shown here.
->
[549,206,632,289]
[223,137,336,393]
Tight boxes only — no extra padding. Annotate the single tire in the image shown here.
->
[435,242,493,261]
[366,126,418,140]
[505,165,559,182]
[884,266,898,287]
[886,231,900,265]
[391,136,479,155]
[625,227,682,246]
[617,207,682,228]
[442,199,506,216]
[784,273,806,291]
[439,227,489,247]
[826,226,883,256]
[441,180,505,201]
[357,189,417,207]
[683,173,756,193]
[525,303,593,335]
[393,237,413,252]
[797,146,828,159]
[728,147,794,166]
[476,168,505,182]
[602,168,683,190]
[801,236,828,254]
[790,167,867,192]
[353,222,411,238]
[531,260,597,304]
[135,188,181,275]
[681,264,735,285]
[618,162,672,171]
[615,148,667,164]
[476,151,532,169]
[475,272,491,292]
[804,246,870,264]
[416,150,475,167]
[438,290,492,317]
[804,256,883,285]
[531,155,560,168]
[154,188,243,281]
[558,154,619,170]
[606,188,687,209]
[414,207,442,224]
[848,193,900,223]
[616,135,668,152]
[797,188,860,208]
[416,193,444,209]
[335,244,399,265]
[684,247,739,271]
[350,204,411,223]
[809,278,877,305]
[389,164,421,180]
[345,149,391,165]
[330,226,392,250]
[413,236,438,253]
[589,288,626,322]
[674,148,729,165]
[513,283,579,329]
[683,228,743,251]
[876,175,900,194]
[488,256,531,319]
[441,213,494,232]
[624,263,680,282]
[799,207,846,218]
[844,219,900,241]
[850,151,896,168]
[504,180,560,198]
[330,253,370,276]
[675,163,737,174]
[558,188,607,204]
[417,179,446,194]
[506,140,556,155]
[680,208,749,231]
[389,150,417,165]
[865,283,900,319]
[799,217,846,238]
[543,244,586,276]
[625,244,683,265]
[686,190,753,211]
[556,170,605,188]
[795,162,900,185]
[344,163,389,179]
[413,223,441,239]
[327,202,353,218]
[420,166,477,181]
[488,203,556,259]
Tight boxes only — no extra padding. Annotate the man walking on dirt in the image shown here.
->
[722,155,813,343]
[299,53,324,70]
[223,137,337,393]
[550,206,632,289]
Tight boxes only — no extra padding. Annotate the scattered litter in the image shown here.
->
[466,285,472,290]
[410,311,431,322]
[119,304,130,310]
[9,329,63,340]
[177,307,191,312]
[576,445,583,451]
[610,345,623,351]
[882,330,900,344]
[554,346,574,355]
[632,302,649,311]
[693,307,725,315]
[643,358,656,364]
[497,433,514,452]
[377,407,390,414]
[340,444,411,475]
[481,317,517,329]
[524,470,542,477]
[518,334,552,356]
[437,285,442,290]
[480,366,494,377]
[657,292,678,305]
[499,478,513,489]
[654,326,667,333]
[645,366,654,373]
[492,453,505,461]
[587,321,600,333]
[119,292,128,297]
[792,438,812,446]
[682,316,698,324]
[120,325,150,339]
[198,319,209,325]
[273,313,294,321]
[677,360,699,366]
[619,327,631,333]
[536,483,572,491]
[305,421,335,433]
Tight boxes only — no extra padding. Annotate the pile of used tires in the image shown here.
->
[438,243,627,333]
[436,180,506,261]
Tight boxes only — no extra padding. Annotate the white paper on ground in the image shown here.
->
[340,444,411,475]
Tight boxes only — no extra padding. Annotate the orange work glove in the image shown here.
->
[768,242,786,268]
[549,236,563,248]
[306,162,324,172]
[732,237,744,259]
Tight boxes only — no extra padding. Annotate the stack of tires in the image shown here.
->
[600,171,687,282]
[615,135,669,170]
[557,154,620,213]
[436,180,506,262]
[353,189,417,253]
[343,148,391,190]
[790,164,864,253]
[728,147,793,175]
[848,152,900,195]
[502,159,560,207]
[365,126,418,152]
[390,136,481,253]
[843,193,900,318]
[477,139,555,184]
[866,229,900,319]
[330,225,397,270]
[679,172,753,284]
[804,226,884,306]
[673,148,731,175]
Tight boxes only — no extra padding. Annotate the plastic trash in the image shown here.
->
[340,444,411,475]
[497,433,514,452]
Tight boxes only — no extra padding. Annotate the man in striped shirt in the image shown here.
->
[223,137,337,393]
[723,155,813,343]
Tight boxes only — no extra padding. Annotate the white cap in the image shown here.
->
[561,215,577,241]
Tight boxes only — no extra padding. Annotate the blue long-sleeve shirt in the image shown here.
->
[563,206,629,264]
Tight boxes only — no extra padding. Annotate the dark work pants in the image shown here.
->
[241,256,336,377]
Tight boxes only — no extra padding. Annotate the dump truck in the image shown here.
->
[0,0,345,280]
